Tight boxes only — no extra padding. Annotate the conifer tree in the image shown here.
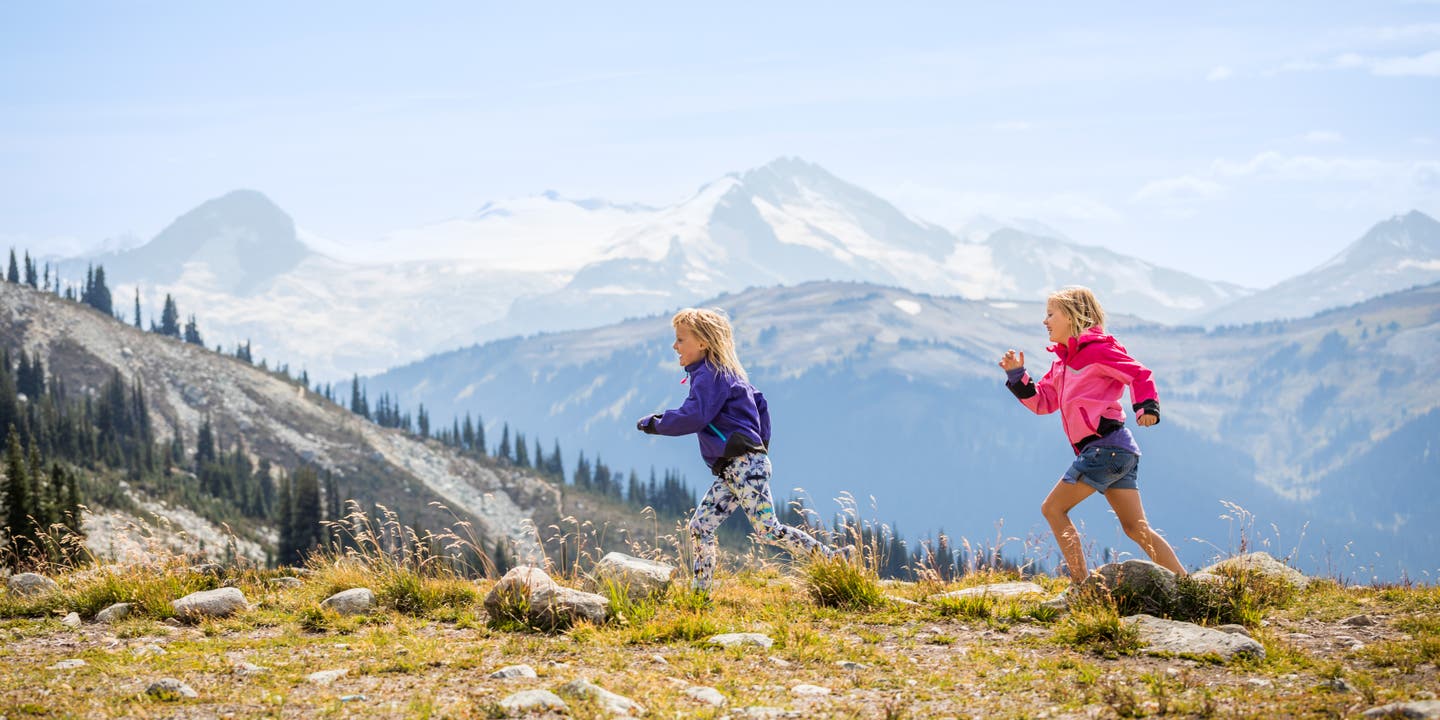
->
[4,428,33,556]
[534,438,544,472]
[461,414,476,451]
[474,415,486,456]
[183,315,203,346]
[497,423,511,461]
[548,441,563,478]
[417,403,429,439]
[133,289,142,328]
[23,252,37,288]
[159,295,181,337]
[573,452,591,490]
[513,432,527,466]
[5,249,17,283]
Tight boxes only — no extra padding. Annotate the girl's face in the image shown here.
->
[673,325,708,367]
[1044,301,1073,344]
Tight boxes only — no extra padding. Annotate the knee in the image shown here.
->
[687,516,708,539]
[1040,498,1068,521]
[1121,520,1150,543]
[751,517,782,541]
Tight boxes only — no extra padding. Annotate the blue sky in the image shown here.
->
[2,2,1437,287]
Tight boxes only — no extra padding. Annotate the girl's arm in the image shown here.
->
[645,373,726,437]
[1005,365,1062,415]
[1094,342,1161,423]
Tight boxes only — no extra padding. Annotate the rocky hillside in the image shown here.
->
[0,281,560,562]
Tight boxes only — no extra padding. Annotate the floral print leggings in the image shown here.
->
[687,451,834,591]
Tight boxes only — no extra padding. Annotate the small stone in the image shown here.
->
[885,595,920,607]
[1363,700,1440,719]
[499,689,568,714]
[146,678,198,699]
[95,602,133,624]
[708,632,774,649]
[489,664,538,679]
[792,684,831,696]
[650,654,668,664]
[932,581,1046,599]
[268,577,304,589]
[837,661,868,670]
[684,685,727,707]
[768,656,792,667]
[132,643,167,657]
[188,562,225,576]
[7,572,59,597]
[340,694,366,702]
[320,588,376,616]
[1342,614,1376,627]
[1216,624,1252,637]
[47,659,86,670]
[1323,677,1356,693]
[234,661,268,676]
[60,612,81,628]
[307,669,348,685]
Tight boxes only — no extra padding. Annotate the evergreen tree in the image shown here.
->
[548,441,563,478]
[133,289,142,328]
[513,432,527,466]
[474,415,486,456]
[158,295,181,337]
[5,249,17,283]
[593,458,611,496]
[23,252,37,288]
[195,418,217,469]
[183,314,203,346]
[82,265,113,316]
[3,429,34,558]
[417,403,429,439]
[534,438,544,472]
[497,423,511,461]
[461,414,476,452]
[573,452,591,490]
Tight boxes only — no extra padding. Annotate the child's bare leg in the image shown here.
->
[1104,488,1185,576]
[1040,480,1097,582]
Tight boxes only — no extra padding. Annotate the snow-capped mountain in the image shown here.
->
[52,159,1253,380]
[1204,211,1440,326]
[368,280,1440,579]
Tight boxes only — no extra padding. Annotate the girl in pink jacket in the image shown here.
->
[999,286,1185,582]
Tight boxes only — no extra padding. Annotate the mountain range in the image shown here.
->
[365,280,1440,580]
[54,158,1426,381]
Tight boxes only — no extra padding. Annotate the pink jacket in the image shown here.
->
[1006,327,1160,454]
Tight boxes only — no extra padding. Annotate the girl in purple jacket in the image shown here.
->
[636,308,842,593]
[999,287,1185,582]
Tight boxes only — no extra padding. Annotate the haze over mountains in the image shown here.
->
[51,157,1434,381]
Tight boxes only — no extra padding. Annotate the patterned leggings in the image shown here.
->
[687,451,834,591]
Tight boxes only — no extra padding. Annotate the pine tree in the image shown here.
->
[461,414,476,451]
[548,441,563,478]
[133,289,142,328]
[159,295,181,337]
[4,428,34,559]
[183,315,203,346]
[497,423,511,461]
[289,466,324,561]
[534,438,544,472]
[417,404,429,438]
[23,252,37,288]
[5,249,17,283]
[573,452,591,490]
[513,431,527,466]
[474,415,486,456]
[195,417,216,469]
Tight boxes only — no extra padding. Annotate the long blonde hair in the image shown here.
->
[1047,286,1106,339]
[672,307,748,381]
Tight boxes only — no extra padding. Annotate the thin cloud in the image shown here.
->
[1131,175,1226,204]
[1273,49,1440,77]
[1206,65,1233,81]
[1301,130,1343,144]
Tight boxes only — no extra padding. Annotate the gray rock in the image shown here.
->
[60,612,81,628]
[146,678,198,699]
[171,587,247,620]
[885,595,920,607]
[234,661,268,676]
[836,661,868,670]
[791,684,831,696]
[489,664,538,679]
[1216,624,1253,637]
[708,632,774,649]
[499,689,568,714]
[321,588,376,615]
[484,566,609,631]
[7,572,58,597]
[1342,614,1377,627]
[1125,614,1266,662]
[307,668,348,685]
[268,577,304,589]
[47,659,86,670]
[1082,560,1178,615]
[1198,552,1310,590]
[933,581,1046,599]
[1363,700,1440,719]
[558,678,646,716]
[133,643,167,657]
[591,551,676,601]
[188,563,225,576]
[730,708,803,718]
[684,685,727,707]
[95,602,133,624]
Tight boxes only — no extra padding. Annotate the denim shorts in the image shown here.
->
[1062,445,1139,494]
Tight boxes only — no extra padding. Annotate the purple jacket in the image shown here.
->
[644,359,771,469]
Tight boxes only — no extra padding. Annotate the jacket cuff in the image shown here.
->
[1007,378,1037,400]
[1133,399,1160,423]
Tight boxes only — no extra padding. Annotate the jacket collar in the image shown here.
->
[1048,326,1113,361]
[685,359,708,374]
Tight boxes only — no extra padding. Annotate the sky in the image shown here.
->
[1,2,1437,289]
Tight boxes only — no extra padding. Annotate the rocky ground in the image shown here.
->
[1,553,1436,719]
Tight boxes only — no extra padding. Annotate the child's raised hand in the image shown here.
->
[1137,412,1158,427]
[998,349,1025,372]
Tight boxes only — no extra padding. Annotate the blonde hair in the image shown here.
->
[1047,286,1106,339]
[672,307,748,381]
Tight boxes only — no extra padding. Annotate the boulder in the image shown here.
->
[1125,614,1266,662]
[489,664,538,679]
[1081,560,1178,615]
[499,689,568,715]
[146,678,198,700]
[708,633,774,649]
[558,678,646,716]
[932,581,1046,600]
[171,587,247,621]
[7,572,58,597]
[484,566,609,631]
[1363,700,1440,719]
[590,552,676,601]
[1198,552,1310,590]
[685,685,727,707]
[321,588,376,615]
[95,602,134,624]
